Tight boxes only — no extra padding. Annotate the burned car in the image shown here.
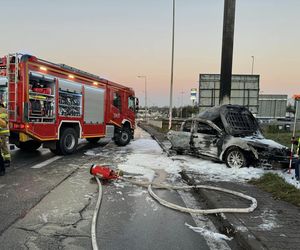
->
[168,105,291,168]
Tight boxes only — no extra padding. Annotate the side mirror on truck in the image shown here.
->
[135,98,139,113]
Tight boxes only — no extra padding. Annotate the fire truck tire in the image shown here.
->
[16,141,41,151]
[86,137,100,144]
[115,128,131,146]
[56,128,78,155]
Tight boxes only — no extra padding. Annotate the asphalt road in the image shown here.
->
[0,130,225,249]
[98,184,209,250]
[0,140,98,236]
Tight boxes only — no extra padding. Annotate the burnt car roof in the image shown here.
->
[198,105,260,136]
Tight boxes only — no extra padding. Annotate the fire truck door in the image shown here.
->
[111,91,122,123]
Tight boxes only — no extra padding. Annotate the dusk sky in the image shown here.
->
[1,0,300,106]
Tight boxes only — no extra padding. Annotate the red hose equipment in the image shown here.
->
[90,164,121,180]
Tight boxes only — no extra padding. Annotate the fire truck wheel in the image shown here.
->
[115,128,131,146]
[16,141,41,151]
[58,128,78,155]
[86,137,100,144]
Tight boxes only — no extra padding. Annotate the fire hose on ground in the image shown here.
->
[89,165,258,250]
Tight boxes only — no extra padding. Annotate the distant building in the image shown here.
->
[257,94,287,120]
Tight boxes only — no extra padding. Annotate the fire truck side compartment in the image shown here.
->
[84,85,105,124]
[58,79,82,117]
[28,72,56,122]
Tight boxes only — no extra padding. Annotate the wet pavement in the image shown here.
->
[0,140,107,249]
[141,122,300,250]
[0,162,96,249]
[3,123,297,250]
[97,185,209,250]
[89,129,219,250]
[0,128,229,249]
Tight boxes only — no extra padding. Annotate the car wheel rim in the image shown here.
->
[65,134,75,150]
[228,151,244,168]
[121,132,129,141]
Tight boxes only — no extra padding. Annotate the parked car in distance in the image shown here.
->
[167,105,291,168]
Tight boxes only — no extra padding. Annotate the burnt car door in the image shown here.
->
[168,119,193,153]
[191,120,222,159]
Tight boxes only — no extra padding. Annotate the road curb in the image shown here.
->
[180,171,265,250]
[138,123,169,154]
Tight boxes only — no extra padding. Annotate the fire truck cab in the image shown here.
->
[0,53,138,155]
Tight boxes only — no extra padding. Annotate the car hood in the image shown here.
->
[219,105,260,136]
[239,136,288,150]
[198,105,261,136]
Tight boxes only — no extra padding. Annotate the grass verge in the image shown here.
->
[249,173,300,207]
[263,132,293,148]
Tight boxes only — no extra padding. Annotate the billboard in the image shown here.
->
[257,95,287,119]
[198,74,259,114]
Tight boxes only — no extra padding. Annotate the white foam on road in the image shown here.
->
[114,127,300,190]
[0,184,6,189]
[185,223,233,241]
[117,128,181,182]
[31,156,63,169]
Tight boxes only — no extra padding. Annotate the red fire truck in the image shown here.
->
[0,53,138,155]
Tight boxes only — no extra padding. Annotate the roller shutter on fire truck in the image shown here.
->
[84,85,105,124]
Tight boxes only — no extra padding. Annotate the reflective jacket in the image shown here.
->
[0,107,9,136]
[296,138,300,155]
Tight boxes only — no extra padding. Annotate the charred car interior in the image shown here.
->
[168,105,291,168]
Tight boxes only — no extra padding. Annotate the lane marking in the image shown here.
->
[0,184,6,189]
[31,156,63,169]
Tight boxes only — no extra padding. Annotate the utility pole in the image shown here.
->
[219,0,236,105]
[169,0,175,129]
[137,76,147,121]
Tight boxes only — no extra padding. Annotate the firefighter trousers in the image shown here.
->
[0,156,4,175]
[0,136,11,162]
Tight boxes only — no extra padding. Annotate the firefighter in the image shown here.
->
[0,101,10,176]
[291,137,300,181]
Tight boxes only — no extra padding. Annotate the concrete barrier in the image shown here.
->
[147,120,163,128]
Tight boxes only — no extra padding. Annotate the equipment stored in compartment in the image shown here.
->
[27,72,55,122]
[59,91,82,117]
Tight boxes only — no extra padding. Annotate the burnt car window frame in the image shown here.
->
[181,119,193,132]
[196,121,219,135]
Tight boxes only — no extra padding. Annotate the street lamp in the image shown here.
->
[137,75,147,121]
[251,56,254,75]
